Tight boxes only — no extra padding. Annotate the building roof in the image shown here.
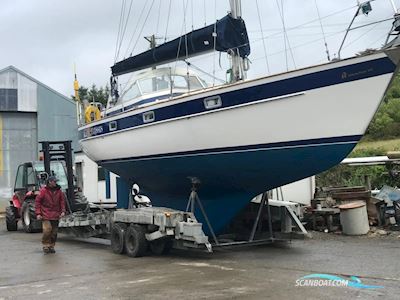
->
[0,65,75,105]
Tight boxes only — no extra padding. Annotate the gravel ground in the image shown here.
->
[0,217,399,300]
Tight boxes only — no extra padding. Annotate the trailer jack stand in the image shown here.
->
[186,177,219,245]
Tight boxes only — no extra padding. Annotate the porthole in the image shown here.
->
[204,96,222,109]
[143,111,155,123]
[109,121,117,131]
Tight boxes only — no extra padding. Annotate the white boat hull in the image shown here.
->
[79,49,400,234]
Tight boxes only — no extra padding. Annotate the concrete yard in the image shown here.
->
[0,217,399,300]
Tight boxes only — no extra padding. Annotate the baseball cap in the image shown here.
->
[48,176,59,182]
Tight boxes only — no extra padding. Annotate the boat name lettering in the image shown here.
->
[84,125,104,138]
[342,68,373,80]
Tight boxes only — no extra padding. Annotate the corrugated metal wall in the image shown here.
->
[37,85,79,151]
[0,112,37,211]
[0,67,78,211]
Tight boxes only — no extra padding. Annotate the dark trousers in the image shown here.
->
[42,220,59,249]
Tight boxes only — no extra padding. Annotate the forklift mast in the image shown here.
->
[40,141,74,213]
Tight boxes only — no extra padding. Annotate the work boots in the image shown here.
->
[43,247,56,254]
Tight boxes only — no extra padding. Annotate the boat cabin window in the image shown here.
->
[121,82,141,102]
[139,76,170,95]
[171,75,203,91]
[116,72,205,107]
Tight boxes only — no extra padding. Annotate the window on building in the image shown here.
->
[98,167,106,181]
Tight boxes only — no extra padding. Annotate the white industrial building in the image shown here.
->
[0,66,78,211]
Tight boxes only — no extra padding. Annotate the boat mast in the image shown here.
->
[229,0,246,83]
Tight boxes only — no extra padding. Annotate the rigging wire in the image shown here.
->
[203,0,207,26]
[115,0,134,61]
[123,1,149,58]
[173,0,190,76]
[276,0,288,70]
[156,0,162,36]
[184,60,225,83]
[261,4,358,41]
[365,30,393,49]
[282,0,296,69]
[129,0,156,56]
[183,0,190,90]
[212,0,217,86]
[341,20,385,51]
[164,0,173,42]
[314,0,331,61]
[120,0,156,94]
[191,0,194,30]
[114,0,126,63]
[255,0,270,75]
[251,29,345,62]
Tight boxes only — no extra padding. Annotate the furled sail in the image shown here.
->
[111,14,250,76]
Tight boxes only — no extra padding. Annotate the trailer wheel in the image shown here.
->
[111,223,127,254]
[149,239,173,255]
[124,224,147,257]
[22,200,41,233]
[6,206,18,231]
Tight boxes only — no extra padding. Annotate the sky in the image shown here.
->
[1,0,399,98]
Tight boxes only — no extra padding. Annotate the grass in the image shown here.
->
[350,138,400,157]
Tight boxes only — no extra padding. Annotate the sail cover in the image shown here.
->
[111,14,250,76]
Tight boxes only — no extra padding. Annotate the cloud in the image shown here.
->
[0,0,396,97]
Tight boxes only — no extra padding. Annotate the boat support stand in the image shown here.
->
[185,178,284,249]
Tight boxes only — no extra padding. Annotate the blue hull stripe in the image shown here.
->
[98,134,363,163]
[80,56,395,140]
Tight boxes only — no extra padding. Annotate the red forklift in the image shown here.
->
[5,141,87,233]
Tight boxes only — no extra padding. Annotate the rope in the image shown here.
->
[315,0,331,61]
[255,0,270,74]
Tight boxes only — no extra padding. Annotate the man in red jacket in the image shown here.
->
[35,176,66,254]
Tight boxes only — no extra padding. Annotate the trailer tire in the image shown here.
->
[149,239,172,255]
[6,206,18,231]
[111,223,127,254]
[125,224,147,257]
[22,200,41,233]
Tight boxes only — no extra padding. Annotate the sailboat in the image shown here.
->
[79,0,400,234]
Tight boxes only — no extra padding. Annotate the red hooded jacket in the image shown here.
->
[35,185,66,220]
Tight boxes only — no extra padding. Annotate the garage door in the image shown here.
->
[0,112,37,211]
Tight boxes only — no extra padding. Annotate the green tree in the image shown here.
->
[72,84,110,107]
[365,74,400,140]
